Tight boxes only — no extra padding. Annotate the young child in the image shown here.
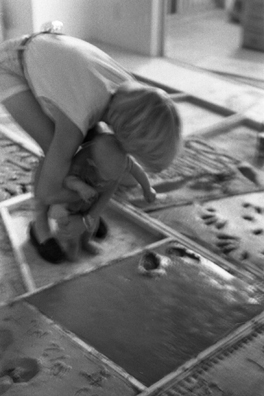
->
[49,126,156,261]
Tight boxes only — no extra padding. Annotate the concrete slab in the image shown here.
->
[197,55,264,83]
[26,240,264,387]
[165,9,264,86]
[93,41,264,124]
[1,196,166,291]
[139,311,264,396]
[151,192,264,278]
[0,300,140,396]
[173,100,224,137]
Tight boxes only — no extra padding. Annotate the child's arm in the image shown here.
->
[82,181,119,232]
[128,158,156,203]
[64,175,97,202]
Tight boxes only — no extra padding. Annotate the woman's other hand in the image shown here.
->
[144,187,156,203]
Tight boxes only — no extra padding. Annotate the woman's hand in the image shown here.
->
[144,187,156,203]
[35,107,84,205]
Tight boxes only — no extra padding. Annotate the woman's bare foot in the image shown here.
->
[29,222,66,264]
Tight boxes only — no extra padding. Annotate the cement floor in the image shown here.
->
[1,19,264,394]
[165,8,264,89]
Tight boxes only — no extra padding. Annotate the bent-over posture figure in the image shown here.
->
[0,22,181,263]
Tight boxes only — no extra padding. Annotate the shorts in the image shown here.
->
[0,37,30,103]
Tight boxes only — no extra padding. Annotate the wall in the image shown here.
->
[175,0,217,14]
[0,0,165,56]
[31,0,94,39]
[0,0,33,40]
[32,0,166,56]
[88,0,165,56]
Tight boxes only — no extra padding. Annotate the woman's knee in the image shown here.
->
[3,90,55,153]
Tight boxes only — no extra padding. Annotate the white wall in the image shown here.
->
[89,0,165,56]
[1,0,33,40]
[31,0,94,39]
[0,0,165,56]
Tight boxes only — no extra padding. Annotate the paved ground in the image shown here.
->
[165,8,264,89]
[0,22,264,393]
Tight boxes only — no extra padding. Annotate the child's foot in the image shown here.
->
[65,240,80,262]
[81,238,101,255]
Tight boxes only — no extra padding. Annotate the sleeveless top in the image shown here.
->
[22,33,134,136]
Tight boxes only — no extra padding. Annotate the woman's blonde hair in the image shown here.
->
[107,82,181,172]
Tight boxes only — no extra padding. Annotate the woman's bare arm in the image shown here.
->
[35,107,85,205]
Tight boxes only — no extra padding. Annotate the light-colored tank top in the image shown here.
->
[23,34,134,136]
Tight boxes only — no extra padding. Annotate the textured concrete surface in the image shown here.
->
[0,15,264,394]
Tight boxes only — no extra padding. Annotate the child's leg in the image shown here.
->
[65,237,80,262]
[3,90,63,255]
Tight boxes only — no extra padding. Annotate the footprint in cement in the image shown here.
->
[166,243,200,263]
[138,251,169,277]
[79,367,110,388]
[242,202,264,215]
[239,251,250,261]
[0,376,13,395]
[200,207,228,230]
[75,388,91,396]
[252,228,263,236]
[50,361,71,378]
[215,233,240,255]
[1,357,40,384]
[242,214,256,222]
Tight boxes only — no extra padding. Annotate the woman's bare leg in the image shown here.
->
[2,90,55,153]
[3,90,56,242]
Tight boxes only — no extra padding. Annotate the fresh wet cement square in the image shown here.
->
[26,242,264,386]
[156,319,264,396]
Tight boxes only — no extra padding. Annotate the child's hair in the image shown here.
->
[107,81,182,172]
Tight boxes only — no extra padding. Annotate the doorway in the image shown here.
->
[165,1,241,66]
[163,0,264,88]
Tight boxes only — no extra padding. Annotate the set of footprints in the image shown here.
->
[0,325,112,396]
[198,200,264,262]
[0,327,40,395]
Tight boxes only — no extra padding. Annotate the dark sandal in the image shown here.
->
[93,217,108,240]
[29,222,66,264]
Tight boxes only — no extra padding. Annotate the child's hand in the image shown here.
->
[57,214,85,240]
[144,187,156,203]
[78,185,97,203]
[49,204,69,221]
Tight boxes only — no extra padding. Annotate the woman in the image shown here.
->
[0,23,181,263]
